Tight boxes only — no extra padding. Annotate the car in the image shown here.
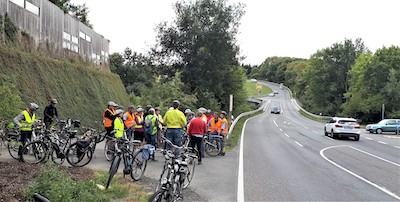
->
[250,79,257,82]
[268,93,275,97]
[365,119,400,134]
[271,106,280,114]
[324,117,361,141]
[273,90,278,94]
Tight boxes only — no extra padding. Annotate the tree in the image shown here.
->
[153,0,245,110]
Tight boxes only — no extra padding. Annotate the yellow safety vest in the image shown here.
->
[114,117,124,138]
[21,110,35,131]
[135,115,143,129]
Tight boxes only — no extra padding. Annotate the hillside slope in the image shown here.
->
[0,46,129,128]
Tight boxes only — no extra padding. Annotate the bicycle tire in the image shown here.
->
[149,189,171,202]
[7,136,21,160]
[51,148,65,165]
[156,163,169,191]
[66,143,93,167]
[205,138,221,156]
[130,149,147,181]
[106,155,121,189]
[182,149,197,189]
[96,130,107,143]
[21,141,47,164]
[104,140,115,162]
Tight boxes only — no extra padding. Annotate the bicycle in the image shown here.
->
[65,128,99,167]
[105,137,148,189]
[151,137,198,202]
[204,132,223,157]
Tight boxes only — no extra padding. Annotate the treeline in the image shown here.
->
[110,0,251,115]
[250,39,400,122]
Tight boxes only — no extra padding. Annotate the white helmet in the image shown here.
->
[107,101,118,107]
[185,109,192,114]
[29,103,39,111]
[198,107,207,113]
[115,109,124,115]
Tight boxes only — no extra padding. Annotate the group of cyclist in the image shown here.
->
[103,100,229,164]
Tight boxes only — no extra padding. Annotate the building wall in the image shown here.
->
[0,0,110,67]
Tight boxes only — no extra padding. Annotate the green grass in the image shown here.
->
[245,81,272,97]
[226,111,263,151]
[298,109,327,123]
[0,46,130,128]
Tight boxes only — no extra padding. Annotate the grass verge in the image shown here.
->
[298,109,327,123]
[226,111,263,151]
[245,81,272,97]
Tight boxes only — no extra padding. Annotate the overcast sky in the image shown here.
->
[72,0,400,65]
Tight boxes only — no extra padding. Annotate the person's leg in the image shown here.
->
[18,131,30,156]
[221,134,226,155]
[126,128,133,140]
[165,129,173,152]
[173,130,182,157]
[195,136,202,163]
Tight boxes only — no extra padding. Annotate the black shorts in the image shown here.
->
[134,131,144,142]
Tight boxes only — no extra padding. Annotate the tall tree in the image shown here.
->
[153,0,245,110]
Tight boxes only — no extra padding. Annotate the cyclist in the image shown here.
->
[155,107,164,148]
[144,108,158,161]
[43,98,59,129]
[206,109,213,124]
[123,105,136,140]
[13,103,39,159]
[163,100,187,157]
[220,111,229,156]
[134,107,145,144]
[187,112,207,164]
[198,107,207,124]
[113,109,125,139]
[208,112,222,135]
[103,101,118,137]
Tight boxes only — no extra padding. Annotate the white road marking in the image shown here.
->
[325,137,335,141]
[348,146,400,167]
[282,111,309,129]
[365,137,373,140]
[287,123,291,125]
[378,141,388,145]
[294,141,303,147]
[279,128,283,132]
[284,121,287,124]
[320,145,400,200]
[312,130,319,134]
[273,120,279,127]
[284,133,290,138]
[395,146,400,149]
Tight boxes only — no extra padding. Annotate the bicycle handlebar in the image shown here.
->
[162,136,184,150]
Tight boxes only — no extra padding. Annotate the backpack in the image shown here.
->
[144,115,156,135]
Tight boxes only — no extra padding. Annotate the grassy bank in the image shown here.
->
[0,46,129,128]
[226,111,263,151]
[245,81,272,97]
[298,109,327,123]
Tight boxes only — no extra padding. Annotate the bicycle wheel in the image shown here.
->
[51,146,66,165]
[106,155,121,189]
[205,138,221,156]
[66,143,93,167]
[96,130,107,143]
[130,149,147,181]
[104,139,115,162]
[156,164,170,191]
[182,149,197,189]
[7,136,21,160]
[149,189,172,202]
[21,141,47,164]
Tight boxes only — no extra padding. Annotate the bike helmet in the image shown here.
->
[29,103,39,111]
[107,101,117,107]
[221,111,228,116]
[137,107,144,113]
[115,109,124,115]
[185,109,192,114]
[51,98,58,104]
[198,107,207,113]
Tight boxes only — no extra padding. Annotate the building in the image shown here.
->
[0,0,110,67]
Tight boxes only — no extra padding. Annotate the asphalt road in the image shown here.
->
[240,83,400,201]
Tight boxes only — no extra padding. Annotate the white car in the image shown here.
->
[324,117,361,141]
[250,79,257,82]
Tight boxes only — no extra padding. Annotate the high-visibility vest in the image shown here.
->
[124,112,135,129]
[103,108,114,127]
[21,110,35,131]
[134,115,143,129]
[202,114,207,124]
[209,117,222,133]
[221,118,229,134]
[114,117,124,138]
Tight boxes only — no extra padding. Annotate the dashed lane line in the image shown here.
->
[279,128,283,132]
[294,141,303,147]
[365,137,373,140]
[284,133,290,138]
[378,141,388,145]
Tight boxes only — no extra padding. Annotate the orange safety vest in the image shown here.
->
[103,108,115,127]
[209,117,222,133]
[221,118,229,134]
[124,111,135,129]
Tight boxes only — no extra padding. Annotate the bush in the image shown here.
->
[0,74,24,120]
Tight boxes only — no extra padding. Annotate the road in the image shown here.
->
[239,83,400,201]
[1,82,399,201]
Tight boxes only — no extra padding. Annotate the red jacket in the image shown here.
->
[187,117,207,136]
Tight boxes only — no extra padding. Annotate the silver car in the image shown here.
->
[324,117,361,141]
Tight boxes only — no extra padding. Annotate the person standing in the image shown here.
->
[163,100,187,157]
[43,99,59,129]
[220,111,229,156]
[187,112,207,164]
[113,109,125,139]
[103,101,118,137]
[14,103,39,158]
[208,112,222,135]
[144,108,158,161]
[123,105,136,140]
[155,107,164,148]
[134,107,145,143]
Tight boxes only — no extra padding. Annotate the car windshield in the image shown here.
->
[338,120,357,125]
[378,120,387,125]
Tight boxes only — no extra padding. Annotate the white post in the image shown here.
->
[228,94,233,139]
[382,104,385,120]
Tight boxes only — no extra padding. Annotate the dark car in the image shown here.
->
[271,106,280,114]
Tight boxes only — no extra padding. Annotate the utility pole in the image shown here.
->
[382,104,385,120]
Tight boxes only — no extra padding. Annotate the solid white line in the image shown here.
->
[348,146,400,167]
[365,137,373,140]
[279,128,283,132]
[284,133,290,138]
[395,146,400,149]
[294,141,303,147]
[320,145,400,200]
[282,111,309,129]
[325,137,335,141]
[273,120,279,127]
[237,119,248,202]
[378,141,388,145]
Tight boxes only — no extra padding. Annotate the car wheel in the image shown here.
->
[376,129,383,134]
[354,135,360,141]
[368,130,373,134]
[324,127,328,136]
[331,130,336,139]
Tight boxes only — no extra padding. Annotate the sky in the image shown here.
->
[72,0,400,65]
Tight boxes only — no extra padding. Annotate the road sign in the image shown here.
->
[256,83,262,90]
